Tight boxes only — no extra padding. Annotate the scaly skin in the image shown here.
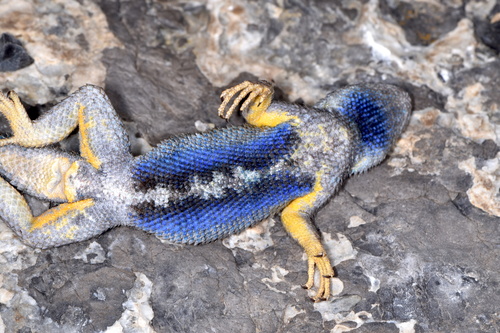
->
[0,81,411,301]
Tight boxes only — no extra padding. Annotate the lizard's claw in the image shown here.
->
[0,90,23,114]
[302,252,334,302]
[218,80,274,120]
[0,91,32,147]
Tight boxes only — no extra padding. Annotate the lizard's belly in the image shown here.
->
[131,166,314,244]
[129,123,315,244]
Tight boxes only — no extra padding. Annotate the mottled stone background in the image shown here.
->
[0,0,498,332]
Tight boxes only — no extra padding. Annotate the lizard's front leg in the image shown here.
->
[218,80,274,120]
[218,80,334,300]
[280,180,335,302]
[218,80,298,127]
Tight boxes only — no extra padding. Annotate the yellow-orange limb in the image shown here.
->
[280,179,334,301]
[30,199,94,231]
[77,104,102,169]
[0,91,35,147]
[0,90,79,148]
[217,80,301,129]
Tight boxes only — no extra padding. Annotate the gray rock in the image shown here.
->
[0,0,498,332]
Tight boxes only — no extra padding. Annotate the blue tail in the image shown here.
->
[315,83,411,174]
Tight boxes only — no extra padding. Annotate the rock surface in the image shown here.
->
[0,0,498,332]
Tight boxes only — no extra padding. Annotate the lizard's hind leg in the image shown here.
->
[0,145,81,202]
[0,145,113,248]
[0,84,132,162]
[0,85,132,248]
[0,90,79,147]
[0,177,109,248]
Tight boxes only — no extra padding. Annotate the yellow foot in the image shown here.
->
[218,80,274,120]
[0,90,33,147]
[302,252,335,302]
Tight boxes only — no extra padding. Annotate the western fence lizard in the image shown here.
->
[0,80,411,301]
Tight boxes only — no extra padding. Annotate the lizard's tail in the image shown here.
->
[314,83,412,174]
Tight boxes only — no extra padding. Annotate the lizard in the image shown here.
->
[0,80,411,301]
